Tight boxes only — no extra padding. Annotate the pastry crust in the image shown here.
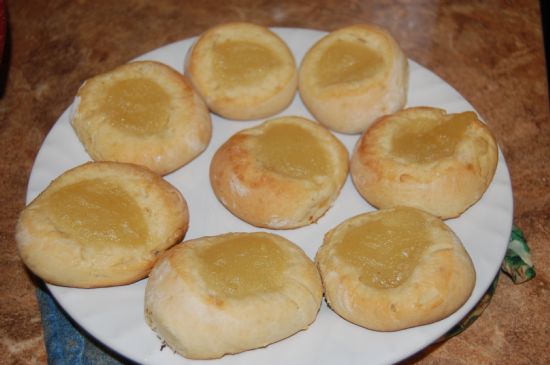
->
[350,107,498,219]
[185,22,298,120]
[71,61,212,175]
[298,24,408,134]
[316,207,476,331]
[16,162,189,288]
[144,232,323,359]
[210,116,349,229]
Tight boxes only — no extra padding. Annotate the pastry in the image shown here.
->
[210,116,349,229]
[316,206,476,331]
[298,24,408,134]
[16,161,189,288]
[185,22,297,120]
[144,232,322,359]
[350,107,498,219]
[71,60,212,175]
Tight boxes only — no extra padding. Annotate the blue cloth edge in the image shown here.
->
[36,283,135,365]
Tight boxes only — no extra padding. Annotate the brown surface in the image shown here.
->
[0,0,548,364]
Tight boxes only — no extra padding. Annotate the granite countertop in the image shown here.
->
[1,0,549,364]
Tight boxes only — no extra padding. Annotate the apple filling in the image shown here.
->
[197,234,285,298]
[213,40,281,87]
[317,39,385,87]
[256,123,330,179]
[46,179,148,248]
[391,112,474,163]
[334,207,432,289]
[100,77,171,135]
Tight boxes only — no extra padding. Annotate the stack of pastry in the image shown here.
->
[185,22,298,120]
[299,24,408,134]
[316,206,476,331]
[210,115,349,229]
[15,21,502,361]
[145,232,322,359]
[16,162,189,288]
[71,60,212,175]
[350,107,498,219]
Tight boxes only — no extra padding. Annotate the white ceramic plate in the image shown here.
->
[26,28,513,365]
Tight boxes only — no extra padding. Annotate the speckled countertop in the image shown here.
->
[1,1,549,364]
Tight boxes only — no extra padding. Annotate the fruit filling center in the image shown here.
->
[317,39,385,87]
[198,234,285,298]
[101,77,171,135]
[256,123,330,179]
[47,179,148,248]
[335,207,432,289]
[213,40,281,87]
[391,112,474,163]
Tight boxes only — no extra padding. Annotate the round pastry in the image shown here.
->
[350,107,498,219]
[316,206,476,331]
[144,232,323,359]
[16,161,189,288]
[71,60,212,176]
[210,116,349,229]
[185,22,298,120]
[298,24,408,134]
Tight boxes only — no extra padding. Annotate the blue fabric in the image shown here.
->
[36,284,132,365]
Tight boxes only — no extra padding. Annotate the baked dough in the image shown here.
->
[316,206,476,331]
[144,232,322,359]
[16,162,189,288]
[185,22,297,120]
[298,24,408,134]
[210,116,349,229]
[71,60,212,175]
[350,107,498,219]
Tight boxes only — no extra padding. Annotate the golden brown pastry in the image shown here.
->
[16,162,189,288]
[210,116,349,229]
[350,107,498,219]
[185,22,297,120]
[71,60,212,175]
[144,232,322,359]
[316,206,476,331]
[298,24,408,134]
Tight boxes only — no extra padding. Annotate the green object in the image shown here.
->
[501,225,536,284]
